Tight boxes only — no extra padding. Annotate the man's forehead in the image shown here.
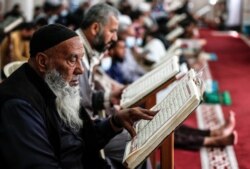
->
[55,36,84,54]
[107,15,119,26]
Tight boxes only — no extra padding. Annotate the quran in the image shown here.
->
[167,13,187,28]
[120,55,180,108]
[166,0,183,12]
[196,5,211,17]
[122,69,203,169]
[0,16,23,34]
[165,26,184,41]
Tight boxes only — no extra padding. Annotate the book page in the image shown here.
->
[123,69,203,169]
[167,13,187,28]
[0,17,23,34]
[120,55,179,108]
[196,5,211,17]
[165,27,184,41]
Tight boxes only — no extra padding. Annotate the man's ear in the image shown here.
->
[36,52,48,73]
[90,22,100,36]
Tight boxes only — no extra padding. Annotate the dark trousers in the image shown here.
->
[175,125,210,151]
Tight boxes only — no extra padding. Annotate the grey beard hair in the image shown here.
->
[92,25,106,53]
[45,69,83,131]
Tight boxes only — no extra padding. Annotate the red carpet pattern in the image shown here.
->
[194,56,238,169]
[196,104,238,169]
[174,29,248,169]
[201,29,250,169]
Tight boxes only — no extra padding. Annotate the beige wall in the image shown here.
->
[4,0,34,21]
[0,0,5,15]
[243,0,250,25]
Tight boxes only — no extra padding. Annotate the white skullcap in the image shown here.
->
[118,15,132,26]
[118,15,132,32]
[137,2,151,13]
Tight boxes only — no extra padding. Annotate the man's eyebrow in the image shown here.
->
[111,28,118,32]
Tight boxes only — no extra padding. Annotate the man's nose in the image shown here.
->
[112,33,118,42]
[75,60,84,74]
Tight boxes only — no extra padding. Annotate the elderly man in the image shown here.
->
[0,24,156,169]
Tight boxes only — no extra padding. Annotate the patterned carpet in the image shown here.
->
[175,29,250,169]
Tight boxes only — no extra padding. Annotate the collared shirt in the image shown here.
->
[76,29,103,86]
[76,28,110,108]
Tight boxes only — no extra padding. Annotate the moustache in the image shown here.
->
[106,41,116,49]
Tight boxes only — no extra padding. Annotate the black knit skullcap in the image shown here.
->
[30,24,78,57]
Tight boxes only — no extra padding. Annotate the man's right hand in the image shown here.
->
[111,107,158,137]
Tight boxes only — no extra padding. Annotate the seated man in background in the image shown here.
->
[75,3,123,116]
[105,37,144,85]
[0,24,157,169]
[116,14,146,82]
[76,4,152,168]
[106,38,129,85]
[0,22,35,68]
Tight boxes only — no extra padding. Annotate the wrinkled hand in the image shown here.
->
[112,107,158,137]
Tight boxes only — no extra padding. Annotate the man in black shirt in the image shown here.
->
[0,24,156,169]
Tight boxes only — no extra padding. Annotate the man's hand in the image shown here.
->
[110,83,125,105]
[111,107,158,137]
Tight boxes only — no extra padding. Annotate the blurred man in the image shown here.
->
[76,3,122,115]
[76,4,151,168]
[0,22,35,68]
[106,38,129,84]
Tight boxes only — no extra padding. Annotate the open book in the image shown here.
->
[120,55,180,108]
[165,26,185,41]
[122,69,203,169]
[195,5,211,18]
[165,0,183,12]
[167,13,187,28]
[0,16,23,34]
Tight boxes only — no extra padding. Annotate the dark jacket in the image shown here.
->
[0,63,119,169]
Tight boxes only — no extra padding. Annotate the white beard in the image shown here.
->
[45,70,83,131]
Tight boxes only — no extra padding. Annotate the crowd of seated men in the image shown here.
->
[0,0,237,169]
